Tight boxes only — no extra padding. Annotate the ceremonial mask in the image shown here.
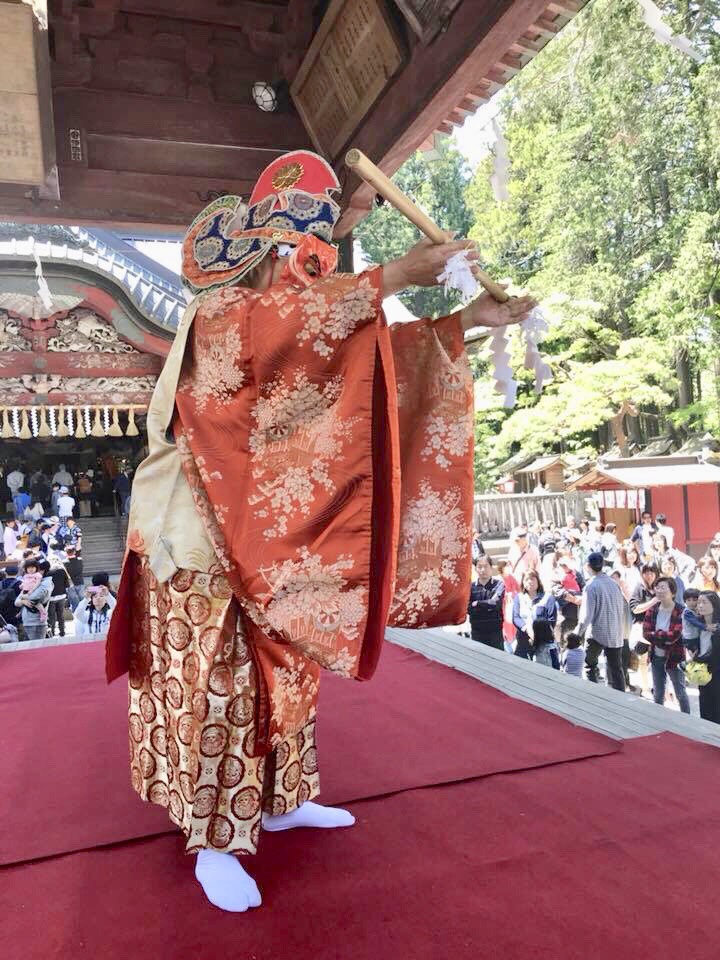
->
[182,150,341,294]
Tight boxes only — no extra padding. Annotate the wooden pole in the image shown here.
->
[345,148,510,303]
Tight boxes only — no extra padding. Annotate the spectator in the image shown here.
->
[12,488,31,521]
[660,555,685,604]
[50,482,61,516]
[3,518,19,559]
[507,528,540,580]
[615,543,642,598]
[14,556,52,641]
[113,469,131,516]
[537,521,558,558]
[53,463,73,489]
[57,516,82,552]
[6,464,25,499]
[91,570,116,597]
[691,591,720,724]
[642,576,690,714]
[629,564,660,695]
[561,516,578,539]
[512,570,557,661]
[527,519,542,549]
[47,554,71,638]
[0,562,21,631]
[631,511,657,560]
[708,539,720,569]
[577,552,628,692]
[500,560,521,651]
[74,587,114,639]
[467,555,505,650]
[471,529,485,562]
[562,632,585,678]
[57,486,76,521]
[553,557,583,642]
[610,570,635,690]
[64,546,85,611]
[693,555,720,592]
[681,588,702,652]
[29,471,50,514]
[600,522,619,566]
[654,513,675,549]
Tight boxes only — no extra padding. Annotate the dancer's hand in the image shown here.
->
[460,290,537,332]
[382,238,480,296]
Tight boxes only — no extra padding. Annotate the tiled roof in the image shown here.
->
[0,223,186,332]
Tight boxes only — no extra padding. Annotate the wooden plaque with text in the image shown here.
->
[290,0,405,160]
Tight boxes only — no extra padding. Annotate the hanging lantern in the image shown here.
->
[91,407,104,438]
[19,409,32,439]
[37,406,51,437]
[75,408,86,439]
[11,407,20,438]
[126,407,139,437]
[108,407,123,437]
[29,406,39,437]
[0,408,12,439]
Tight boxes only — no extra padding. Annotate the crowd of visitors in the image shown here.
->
[468,512,720,724]
[2,461,134,520]
[0,465,117,643]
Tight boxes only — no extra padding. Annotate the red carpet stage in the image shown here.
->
[0,641,617,865]
[3,643,720,959]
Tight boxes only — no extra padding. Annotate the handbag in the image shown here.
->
[629,620,649,656]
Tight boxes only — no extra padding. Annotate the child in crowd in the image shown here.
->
[532,619,560,670]
[562,633,585,678]
[20,568,42,595]
[681,588,703,654]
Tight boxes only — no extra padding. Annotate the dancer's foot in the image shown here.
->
[262,800,355,832]
[194,849,262,913]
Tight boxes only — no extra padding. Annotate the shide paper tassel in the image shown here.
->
[437,254,552,408]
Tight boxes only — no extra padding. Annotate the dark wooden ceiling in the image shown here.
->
[0,0,585,233]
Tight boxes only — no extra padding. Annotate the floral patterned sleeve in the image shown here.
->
[387,312,474,628]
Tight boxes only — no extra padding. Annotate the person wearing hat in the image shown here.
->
[105,148,536,913]
[57,486,76,521]
[577,552,629,691]
[507,527,540,581]
[14,556,52,641]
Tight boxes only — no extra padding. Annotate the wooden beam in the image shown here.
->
[336,0,555,235]
[52,88,309,151]
[115,0,285,29]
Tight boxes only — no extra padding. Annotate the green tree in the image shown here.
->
[354,139,473,318]
[465,0,720,485]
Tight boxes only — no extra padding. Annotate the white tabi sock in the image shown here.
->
[194,849,262,913]
[262,800,355,832]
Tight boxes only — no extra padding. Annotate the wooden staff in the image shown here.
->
[345,148,510,303]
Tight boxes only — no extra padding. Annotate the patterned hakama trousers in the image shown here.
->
[128,561,320,855]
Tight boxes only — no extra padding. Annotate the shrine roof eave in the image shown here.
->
[0,260,175,358]
[0,228,186,338]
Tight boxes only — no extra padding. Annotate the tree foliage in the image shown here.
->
[354,138,473,318]
[466,0,720,486]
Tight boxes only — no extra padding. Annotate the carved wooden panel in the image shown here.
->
[291,0,405,159]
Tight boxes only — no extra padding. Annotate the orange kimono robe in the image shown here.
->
[109,268,474,759]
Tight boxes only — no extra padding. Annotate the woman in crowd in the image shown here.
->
[642,576,690,714]
[74,586,114,639]
[707,539,720,572]
[660,555,686,605]
[693,555,720,593]
[512,570,557,661]
[499,560,521,652]
[614,544,643,596]
[691,591,720,724]
[600,521,619,567]
[14,556,52,641]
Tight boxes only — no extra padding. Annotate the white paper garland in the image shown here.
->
[11,407,20,438]
[49,406,57,437]
[103,406,110,434]
[437,252,552,407]
[67,407,74,436]
[30,406,39,437]
[84,406,92,434]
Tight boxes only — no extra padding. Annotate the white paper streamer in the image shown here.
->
[636,0,703,63]
[437,251,479,301]
[30,406,39,437]
[490,117,510,202]
[31,246,54,313]
[84,406,92,434]
[103,406,110,434]
[49,406,57,437]
[67,407,74,436]
[11,407,20,438]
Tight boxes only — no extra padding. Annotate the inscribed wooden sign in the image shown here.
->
[0,2,50,185]
[291,0,404,160]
